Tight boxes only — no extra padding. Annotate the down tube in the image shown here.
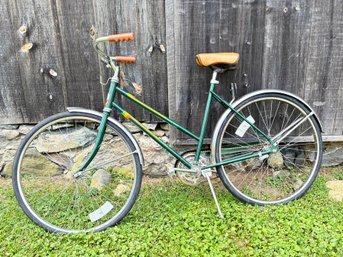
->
[112,102,192,169]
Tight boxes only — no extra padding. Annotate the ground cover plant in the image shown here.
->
[0,167,342,256]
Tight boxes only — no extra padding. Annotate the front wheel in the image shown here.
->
[13,112,142,233]
[213,92,323,205]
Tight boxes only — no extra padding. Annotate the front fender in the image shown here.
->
[210,89,323,161]
[67,107,144,165]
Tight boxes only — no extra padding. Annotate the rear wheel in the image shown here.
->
[13,112,142,233]
[214,93,322,205]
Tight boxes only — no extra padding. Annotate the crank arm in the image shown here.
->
[172,167,199,173]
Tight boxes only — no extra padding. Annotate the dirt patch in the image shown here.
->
[0,178,11,187]
[142,176,173,185]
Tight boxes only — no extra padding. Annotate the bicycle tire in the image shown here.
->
[213,92,323,205]
[13,111,142,233]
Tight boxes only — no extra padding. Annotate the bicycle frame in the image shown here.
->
[76,69,274,175]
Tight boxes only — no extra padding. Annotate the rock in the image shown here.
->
[134,133,173,177]
[36,126,96,153]
[326,181,343,202]
[268,152,284,169]
[64,147,92,179]
[18,125,35,134]
[326,180,343,191]
[283,149,296,167]
[245,158,263,171]
[135,134,161,150]
[282,148,305,168]
[2,164,12,177]
[111,167,134,179]
[272,169,290,178]
[5,139,21,150]
[160,123,169,131]
[293,178,303,190]
[0,149,16,176]
[3,151,62,177]
[328,191,343,202]
[0,130,20,140]
[113,183,131,196]
[45,153,74,170]
[322,143,343,167]
[154,130,165,137]
[91,169,111,190]
[103,133,114,141]
[122,122,141,133]
[161,136,169,144]
[1,149,16,164]
[0,125,19,130]
[294,149,305,166]
[142,122,157,131]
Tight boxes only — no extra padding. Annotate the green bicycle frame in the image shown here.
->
[77,72,274,174]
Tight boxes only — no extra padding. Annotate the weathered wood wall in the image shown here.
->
[0,0,342,143]
[166,0,343,143]
[0,0,167,124]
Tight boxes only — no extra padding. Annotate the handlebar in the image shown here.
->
[94,32,136,66]
[95,32,134,43]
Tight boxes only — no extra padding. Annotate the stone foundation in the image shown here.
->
[2,123,343,177]
[0,122,178,178]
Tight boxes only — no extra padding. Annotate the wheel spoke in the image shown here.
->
[217,95,322,204]
[13,113,141,233]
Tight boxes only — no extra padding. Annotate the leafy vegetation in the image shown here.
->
[0,167,342,256]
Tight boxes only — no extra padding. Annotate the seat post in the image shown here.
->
[210,71,219,85]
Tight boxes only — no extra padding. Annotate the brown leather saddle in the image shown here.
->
[196,52,240,73]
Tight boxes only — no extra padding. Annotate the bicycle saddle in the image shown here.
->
[196,52,239,67]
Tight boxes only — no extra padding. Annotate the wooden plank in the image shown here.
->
[166,0,267,143]
[303,0,343,135]
[0,0,167,124]
[0,0,26,124]
[0,0,342,143]
[0,0,66,124]
[263,0,343,136]
[92,0,168,121]
[53,1,102,111]
[167,0,343,144]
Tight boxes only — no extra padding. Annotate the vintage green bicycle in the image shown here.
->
[12,33,323,233]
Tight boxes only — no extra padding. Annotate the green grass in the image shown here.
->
[1,168,343,257]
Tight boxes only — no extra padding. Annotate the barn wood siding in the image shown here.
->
[0,0,342,143]
[0,0,168,124]
[166,0,343,144]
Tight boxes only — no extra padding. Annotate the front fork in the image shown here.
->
[74,67,119,178]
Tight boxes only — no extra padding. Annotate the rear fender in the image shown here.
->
[210,89,323,162]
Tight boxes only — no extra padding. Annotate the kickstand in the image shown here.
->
[203,170,224,219]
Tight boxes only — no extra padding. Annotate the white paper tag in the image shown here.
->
[235,115,255,137]
[89,201,113,222]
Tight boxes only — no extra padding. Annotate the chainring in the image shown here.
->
[174,151,208,186]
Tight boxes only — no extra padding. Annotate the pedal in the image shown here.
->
[166,167,176,178]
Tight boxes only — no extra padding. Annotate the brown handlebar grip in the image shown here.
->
[114,56,136,63]
[108,33,134,42]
